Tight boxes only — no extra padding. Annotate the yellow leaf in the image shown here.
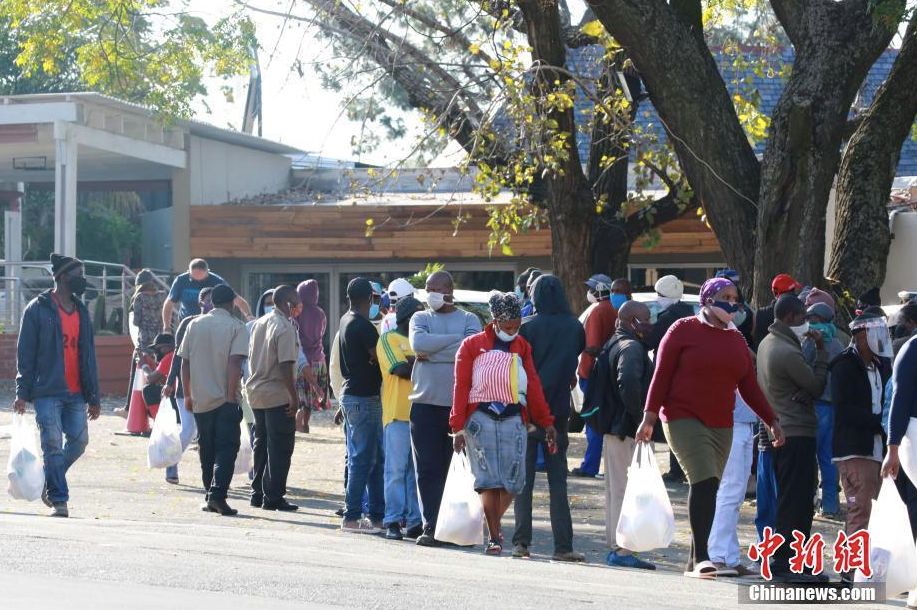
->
[501,243,514,256]
[468,44,480,55]
[581,20,605,38]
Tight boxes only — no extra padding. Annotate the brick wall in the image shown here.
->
[0,333,134,397]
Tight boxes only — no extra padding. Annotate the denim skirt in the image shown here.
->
[463,410,527,494]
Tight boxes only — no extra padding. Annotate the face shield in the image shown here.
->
[850,316,893,359]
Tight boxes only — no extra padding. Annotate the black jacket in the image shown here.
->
[585,329,653,439]
[519,275,585,421]
[830,347,889,459]
[647,300,695,351]
[753,300,777,351]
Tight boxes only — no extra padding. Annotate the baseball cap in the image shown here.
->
[585,273,612,292]
[771,273,803,296]
[654,275,684,299]
[210,284,236,306]
[387,278,415,302]
[148,333,175,350]
[347,277,373,300]
[806,302,834,322]
[716,269,741,283]
[395,296,423,325]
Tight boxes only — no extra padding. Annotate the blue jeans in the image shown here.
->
[755,449,778,541]
[341,395,385,523]
[165,397,198,481]
[578,378,603,475]
[815,401,839,514]
[33,393,89,504]
[383,421,421,527]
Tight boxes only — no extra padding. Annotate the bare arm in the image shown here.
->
[280,361,298,416]
[233,295,253,319]
[162,300,175,331]
[181,358,193,412]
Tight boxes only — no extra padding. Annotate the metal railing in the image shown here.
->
[0,260,174,336]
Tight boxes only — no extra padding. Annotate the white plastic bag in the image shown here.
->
[7,414,45,501]
[434,451,484,546]
[234,422,253,476]
[616,442,675,552]
[147,398,183,469]
[854,477,917,595]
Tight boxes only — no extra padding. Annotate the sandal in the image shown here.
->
[712,562,738,577]
[684,560,718,579]
[485,539,503,556]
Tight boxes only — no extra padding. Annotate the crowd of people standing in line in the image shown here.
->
[12,254,917,591]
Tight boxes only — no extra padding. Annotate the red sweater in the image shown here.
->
[450,325,555,432]
[644,316,776,428]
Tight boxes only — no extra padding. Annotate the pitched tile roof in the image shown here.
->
[566,46,917,177]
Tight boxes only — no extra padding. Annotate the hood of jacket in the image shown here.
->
[530,274,571,316]
[298,280,319,306]
[255,289,274,317]
[296,279,326,363]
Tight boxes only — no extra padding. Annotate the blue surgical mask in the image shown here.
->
[514,287,524,299]
[369,304,380,319]
[611,293,628,310]
[733,309,748,327]
[712,300,740,315]
[263,305,274,315]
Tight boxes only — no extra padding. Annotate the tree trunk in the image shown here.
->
[587,0,760,281]
[752,0,902,304]
[827,17,917,314]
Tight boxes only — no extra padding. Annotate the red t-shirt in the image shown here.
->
[644,316,776,428]
[57,298,82,395]
[578,300,618,379]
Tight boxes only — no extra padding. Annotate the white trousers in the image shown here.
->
[708,422,755,566]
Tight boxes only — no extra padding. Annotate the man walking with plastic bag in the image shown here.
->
[14,254,100,518]
[179,284,249,516]
[587,301,657,569]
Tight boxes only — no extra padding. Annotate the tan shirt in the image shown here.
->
[245,310,299,409]
[177,308,249,413]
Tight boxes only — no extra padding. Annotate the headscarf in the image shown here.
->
[700,277,734,306]
[296,280,326,363]
[488,291,522,322]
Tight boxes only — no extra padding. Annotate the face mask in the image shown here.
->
[586,291,598,304]
[369,304,380,319]
[708,300,737,324]
[495,326,518,342]
[514,287,523,299]
[263,305,274,315]
[733,309,748,327]
[427,292,447,311]
[791,321,809,341]
[657,296,679,310]
[809,321,836,342]
[202,302,213,314]
[611,294,628,310]
[66,275,87,296]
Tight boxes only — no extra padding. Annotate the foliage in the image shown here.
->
[1,0,256,118]
[0,20,83,94]
[408,262,445,289]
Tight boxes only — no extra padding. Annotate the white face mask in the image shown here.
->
[496,328,518,342]
[657,296,679,310]
[586,291,598,304]
[427,292,447,311]
[791,321,809,341]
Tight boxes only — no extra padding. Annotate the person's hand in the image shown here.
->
[635,412,657,443]
[185,397,194,413]
[286,395,298,418]
[544,425,558,446]
[245,314,255,322]
[769,419,785,448]
[161,384,174,398]
[88,405,101,420]
[406,355,416,365]
[13,398,27,415]
[415,354,429,362]
[333,407,344,426]
[453,433,466,453]
[805,328,824,350]
[881,446,900,479]
[791,389,814,405]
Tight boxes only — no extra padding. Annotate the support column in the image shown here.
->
[170,133,192,271]
[3,185,22,326]
[54,127,78,256]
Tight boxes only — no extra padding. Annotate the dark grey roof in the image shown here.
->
[566,46,917,177]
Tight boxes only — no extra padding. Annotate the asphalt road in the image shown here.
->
[0,397,895,609]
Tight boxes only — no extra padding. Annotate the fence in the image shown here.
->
[0,260,174,336]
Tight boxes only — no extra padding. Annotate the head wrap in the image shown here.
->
[488,291,522,322]
[700,277,734,306]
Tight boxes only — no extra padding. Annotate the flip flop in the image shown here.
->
[684,560,718,579]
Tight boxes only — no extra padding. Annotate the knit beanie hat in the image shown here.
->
[50,253,83,279]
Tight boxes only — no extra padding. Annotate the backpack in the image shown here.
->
[581,335,625,436]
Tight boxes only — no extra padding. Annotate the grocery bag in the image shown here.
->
[434,451,484,546]
[147,398,183,469]
[234,422,253,476]
[616,442,674,552]
[854,477,917,595]
[7,414,45,501]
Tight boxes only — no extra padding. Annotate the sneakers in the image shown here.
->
[206,498,239,516]
[606,551,656,570]
[415,524,439,546]
[553,551,586,563]
[386,524,404,540]
[405,524,424,539]
[771,571,830,583]
[906,588,917,609]
[263,500,299,512]
[485,539,503,555]
[661,471,686,484]
[113,406,128,419]
[49,502,68,518]
[570,467,597,478]
[250,495,264,508]
[41,484,52,508]
[341,518,382,534]
[512,544,531,558]
[165,476,179,484]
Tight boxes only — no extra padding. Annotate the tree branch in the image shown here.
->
[623,190,698,241]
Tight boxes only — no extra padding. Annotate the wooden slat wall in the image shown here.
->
[190,204,721,260]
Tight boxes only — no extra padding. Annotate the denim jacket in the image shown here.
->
[16,290,100,405]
